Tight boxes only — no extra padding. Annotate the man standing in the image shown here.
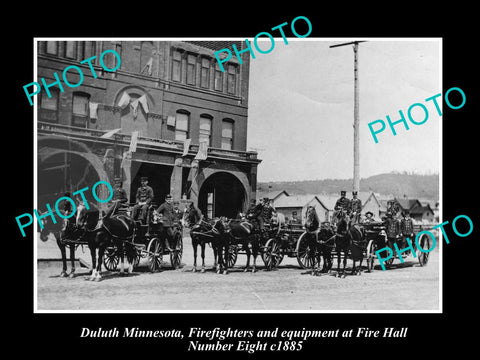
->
[400,210,415,251]
[350,191,362,224]
[157,194,176,250]
[132,176,154,223]
[260,197,276,228]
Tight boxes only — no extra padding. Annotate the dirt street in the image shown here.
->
[36,234,440,312]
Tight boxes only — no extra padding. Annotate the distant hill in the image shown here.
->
[258,172,439,200]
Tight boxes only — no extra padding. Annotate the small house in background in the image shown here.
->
[358,191,382,221]
[316,193,339,221]
[274,194,329,223]
[256,190,289,206]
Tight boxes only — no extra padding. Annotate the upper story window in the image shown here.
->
[227,64,237,95]
[200,57,210,89]
[140,41,154,76]
[175,111,189,141]
[39,89,59,123]
[64,41,77,59]
[221,119,234,150]
[172,49,182,82]
[214,63,223,91]
[199,114,212,146]
[45,41,58,55]
[72,93,90,128]
[186,54,196,85]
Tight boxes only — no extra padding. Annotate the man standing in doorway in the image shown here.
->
[157,194,176,251]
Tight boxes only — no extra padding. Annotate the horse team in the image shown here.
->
[39,200,418,282]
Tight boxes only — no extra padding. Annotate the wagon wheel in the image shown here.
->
[147,237,163,272]
[365,239,375,272]
[225,244,238,268]
[263,238,284,270]
[417,233,431,266]
[295,232,318,269]
[103,246,119,271]
[170,232,183,269]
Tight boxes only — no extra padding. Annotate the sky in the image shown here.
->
[246,39,441,182]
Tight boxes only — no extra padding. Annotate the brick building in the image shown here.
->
[37,40,261,218]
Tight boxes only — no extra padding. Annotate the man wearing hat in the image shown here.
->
[333,190,351,223]
[246,198,263,232]
[363,211,375,224]
[260,197,276,229]
[400,210,415,251]
[157,194,176,250]
[132,176,154,223]
[107,177,128,216]
[350,191,362,224]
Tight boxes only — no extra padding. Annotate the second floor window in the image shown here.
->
[200,58,210,88]
[199,115,212,146]
[221,120,234,150]
[72,93,90,128]
[227,64,237,94]
[175,111,189,141]
[40,90,59,122]
[65,41,76,59]
[46,41,58,55]
[214,63,223,91]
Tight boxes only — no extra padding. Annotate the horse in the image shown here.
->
[303,206,335,275]
[38,212,77,278]
[334,209,366,277]
[188,218,225,273]
[223,214,261,273]
[86,201,137,281]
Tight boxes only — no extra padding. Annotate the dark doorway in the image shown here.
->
[130,161,172,206]
[198,172,246,219]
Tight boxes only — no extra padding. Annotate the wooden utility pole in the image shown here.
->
[330,41,366,193]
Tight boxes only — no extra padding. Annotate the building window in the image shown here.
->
[227,64,237,94]
[199,115,212,146]
[172,49,182,82]
[214,63,223,91]
[186,54,196,85]
[46,41,58,55]
[140,41,154,75]
[175,111,189,141]
[40,90,59,122]
[200,58,210,88]
[72,93,90,128]
[65,41,77,59]
[221,119,234,150]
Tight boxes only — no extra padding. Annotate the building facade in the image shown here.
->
[37,40,260,218]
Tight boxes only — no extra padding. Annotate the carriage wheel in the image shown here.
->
[263,238,284,270]
[225,244,238,268]
[417,233,431,266]
[295,232,318,269]
[147,237,163,272]
[170,232,183,269]
[103,247,119,271]
[366,239,375,272]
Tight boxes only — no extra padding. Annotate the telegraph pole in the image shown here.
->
[330,41,366,193]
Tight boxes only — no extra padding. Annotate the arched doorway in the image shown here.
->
[37,136,109,210]
[198,172,246,219]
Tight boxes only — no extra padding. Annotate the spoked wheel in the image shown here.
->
[170,232,183,269]
[366,239,375,272]
[417,233,432,266]
[147,237,163,272]
[263,238,284,270]
[296,232,318,269]
[103,246,119,271]
[225,244,238,268]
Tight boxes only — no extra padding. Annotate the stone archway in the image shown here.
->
[37,135,110,210]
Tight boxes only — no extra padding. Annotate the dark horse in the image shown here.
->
[223,214,261,273]
[304,206,335,275]
[88,201,137,281]
[186,207,228,274]
[334,209,365,277]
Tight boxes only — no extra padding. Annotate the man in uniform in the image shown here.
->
[107,177,128,217]
[350,191,362,224]
[386,200,399,219]
[400,210,415,252]
[333,190,351,223]
[260,197,276,228]
[157,194,176,250]
[132,176,154,223]
[246,199,263,232]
